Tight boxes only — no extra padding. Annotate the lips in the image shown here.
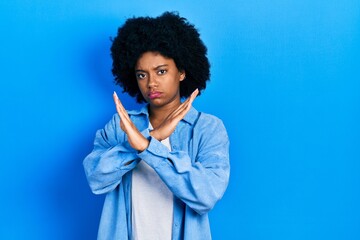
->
[148,91,162,99]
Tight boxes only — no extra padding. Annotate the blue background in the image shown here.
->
[1,0,359,239]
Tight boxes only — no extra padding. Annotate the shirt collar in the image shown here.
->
[127,104,199,125]
[127,105,149,116]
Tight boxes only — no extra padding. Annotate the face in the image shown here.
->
[135,51,185,109]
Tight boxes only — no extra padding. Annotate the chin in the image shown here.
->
[149,101,164,107]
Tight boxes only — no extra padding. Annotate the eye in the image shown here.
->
[136,73,146,80]
[157,69,167,75]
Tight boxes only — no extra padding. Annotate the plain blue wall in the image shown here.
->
[1,0,359,239]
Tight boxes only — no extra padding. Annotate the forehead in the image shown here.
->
[135,51,175,70]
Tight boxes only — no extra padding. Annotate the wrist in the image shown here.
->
[137,138,149,152]
[150,130,162,141]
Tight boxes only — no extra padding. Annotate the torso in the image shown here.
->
[131,125,174,240]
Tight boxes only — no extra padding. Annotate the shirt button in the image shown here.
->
[172,145,177,150]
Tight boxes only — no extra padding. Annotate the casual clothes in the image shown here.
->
[131,126,174,240]
[83,105,230,240]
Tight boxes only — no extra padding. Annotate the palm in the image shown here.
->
[150,89,199,141]
[113,89,198,150]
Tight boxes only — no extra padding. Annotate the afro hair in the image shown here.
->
[110,11,210,103]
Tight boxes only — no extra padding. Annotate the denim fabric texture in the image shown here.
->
[83,105,230,240]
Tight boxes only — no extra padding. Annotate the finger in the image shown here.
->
[113,92,126,130]
[113,94,137,136]
[168,101,189,119]
[113,92,132,124]
[172,88,199,116]
[178,88,199,115]
[165,89,198,124]
[187,88,198,105]
[180,88,199,108]
[113,91,126,112]
[114,98,125,121]
[169,88,198,115]
[113,91,121,111]
[113,92,129,117]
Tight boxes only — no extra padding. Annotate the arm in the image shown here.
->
[83,114,148,194]
[138,117,230,215]
[110,89,228,214]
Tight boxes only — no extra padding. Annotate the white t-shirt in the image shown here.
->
[131,128,174,240]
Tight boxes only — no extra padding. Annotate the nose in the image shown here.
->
[148,73,158,88]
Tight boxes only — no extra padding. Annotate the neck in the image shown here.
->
[148,100,181,129]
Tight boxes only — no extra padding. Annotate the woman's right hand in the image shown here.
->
[113,91,150,152]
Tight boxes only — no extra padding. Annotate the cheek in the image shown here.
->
[137,80,146,90]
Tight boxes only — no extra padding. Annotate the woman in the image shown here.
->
[83,12,230,240]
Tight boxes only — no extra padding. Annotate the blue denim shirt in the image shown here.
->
[83,105,230,240]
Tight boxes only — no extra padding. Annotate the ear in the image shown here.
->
[179,70,186,81]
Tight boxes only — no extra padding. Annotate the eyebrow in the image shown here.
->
[135,64,168,72]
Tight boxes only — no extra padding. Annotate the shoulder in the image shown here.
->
[193,110,229,142]
[192,111,229,153]
[197,111,227,130]
[184,107,225,128]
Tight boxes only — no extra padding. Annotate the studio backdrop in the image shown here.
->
[0,1,359,239]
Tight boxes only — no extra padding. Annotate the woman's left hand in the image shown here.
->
[113,91,149,152]
[149,88,198,141]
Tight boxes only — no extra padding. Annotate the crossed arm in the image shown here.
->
[112,89,198,152]
[84,89,229,214]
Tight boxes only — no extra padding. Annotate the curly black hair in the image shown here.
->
[110,12,210,103]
